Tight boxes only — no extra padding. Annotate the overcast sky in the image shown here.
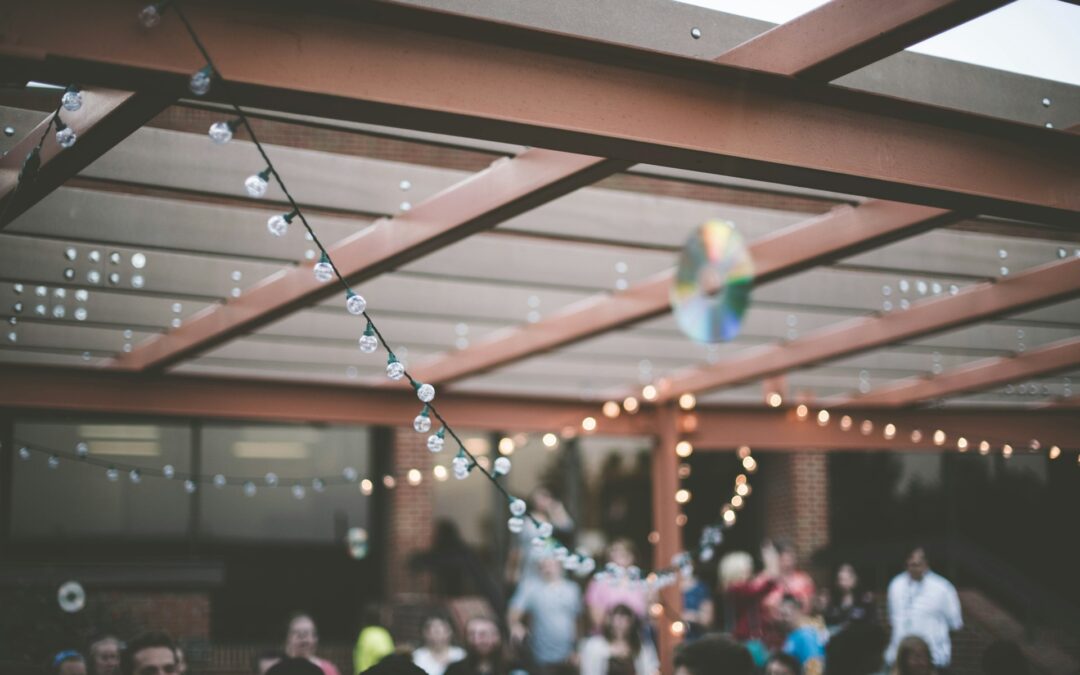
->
[680,0,1080,86]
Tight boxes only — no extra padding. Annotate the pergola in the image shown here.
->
[1,0,1079,665]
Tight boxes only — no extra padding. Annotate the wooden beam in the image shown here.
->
[716,0,1013,81]
[0,87,173,229]
[1,1,1076,224]
[109,150,627,371]
[652,404,683,674]
[654,257,1080,401]
[829,337,1080,407]
[409,201,957,384]
[2,365,1075,450]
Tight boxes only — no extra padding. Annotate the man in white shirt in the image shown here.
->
[886,546,963,670]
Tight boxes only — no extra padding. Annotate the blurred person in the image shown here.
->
[823,563,875,634]
[578,604,658,675]
[508,557,580,674]
[885,547,962,671]
[505,487,574,588]
[120,632,177,675]
[363,654,428,675]
[980,640,1028,675]
[761,540,816,649]
[891,636,936,675]
[412,614,465,675]
[717,550,776,667]
[679,562,714,642]
[54,651,87,675]
[174,648,187,675]
[585,539,648,631]
[673,634,754,675]
[90,637,122,675]
[266,658,324,675]
[444,617,507,675]
[764,653,801,675]
[824,622,887,675]
[777,595,826,675]
[413,521,505,614]
[285,614,342,675]
[254,651,284,675]
[354,607,395,675]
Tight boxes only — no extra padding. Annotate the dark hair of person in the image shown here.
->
[772,538,796,555]
[52,650,84,673]
[780,593,802,608]
[830,563,865,604]
[601,605,643,657]
[906,544,928,562]
[360,654,427,675]
[981,640,1029,675]
[673,634,754,675]
[120,632,176,675]
[824,622,887,675]
[419,612,454,638]
[251,650,283,675]
[765,652,802,675]
[264,657,323,675]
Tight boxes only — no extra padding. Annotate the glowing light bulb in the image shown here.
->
[642,384,658,401]
[860,420,874,435]
[957,437,969,452]
[360,479,374,495]
[742,456,757,473]
[538,521,554,538]
[978,440,990,455]
[933,430,946,446]
[213,474,227,488]
[358,323,378,353]
[75,441,89,458]
[722,509,736,525]
[678,393,696,410]
[245,168,271,198]
[542,433,558,448]
[190,66,213,96]
[55,119,77,148]
[313,254,334,283]
[796,404,809,420]
[162,465,175,479]
[581,416,597,432]
[129,469,142,484]
[267,210,295,237]
[345,290,367,316]
[911,429,923,443]
[494,456,512,476]
[731,494,744,509]
[675,441,693,458]
[386,355,405,381]
[602,401,621,418]
[416,382,435,403]
[675,489,691,504]
[292,484,306,499]
[433,465,448,481]
[106,467,119,481]
[508,517,525,533]
[427,429,445,453]
[767,392,783,408]
[407,469,422,486]
[623,396,639,413]
[509,498,527,517]
[884,423,897,440]
[452,454,470,480]
[61,86,83,112]
[413,407,432,433]
[208,119,236,144]
[817,409,830,426]
[1002,444,1013,458]
[1049,445,1061,460]
[670,621,686,637]
[737,445,751,459]
[138,4,163,27]
[184,480,197,494]
[243,481,257,497]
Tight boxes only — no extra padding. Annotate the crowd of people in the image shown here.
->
[38,485,1030,675]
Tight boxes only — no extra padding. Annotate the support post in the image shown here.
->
[652,404,683,673]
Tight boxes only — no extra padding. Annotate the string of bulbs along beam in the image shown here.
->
[127,0,600,575]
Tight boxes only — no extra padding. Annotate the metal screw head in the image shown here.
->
[690,27,702,39]
[3,126,15,137]
[1041,97,1051,107]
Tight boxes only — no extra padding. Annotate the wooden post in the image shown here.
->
[652,404,684,673]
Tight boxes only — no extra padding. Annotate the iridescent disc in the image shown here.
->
[671,219,754,343]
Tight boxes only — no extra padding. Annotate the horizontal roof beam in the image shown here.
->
[654,256,1080,401]
[1,1,1077,224]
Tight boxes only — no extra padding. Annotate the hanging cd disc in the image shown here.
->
[671,219,754,344]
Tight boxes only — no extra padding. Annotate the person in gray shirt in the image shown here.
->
[508,556,581,675]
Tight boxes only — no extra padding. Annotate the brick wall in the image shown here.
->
[95,590,210,640]
[760,452,830,566]
[386,428,435,602]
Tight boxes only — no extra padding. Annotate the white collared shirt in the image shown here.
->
[886,570,963,667]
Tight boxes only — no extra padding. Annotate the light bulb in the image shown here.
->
[190,66,213,96]
[129,469,142,484]
[55,122,77,149]
[48,455,60,469]
[138,4,163,27]
[243,481,257,497]
[413,408,432,433]
[494,456,511,476]
[184,480,197,494]
[312,478,326,492]
[245,169,270,198]
[509,498,527,516]
[75,441,89,458]
[386,356,405,381]
[265,472,279,486]
[358,324,379,353]
[416,383,435,402]
[427,429,445,453]
[106,467,119,481]
[313,255,334,283]
[267,211,294,237]
[342,466,358,482]
[452,455,470,479]
[213,474,227,488]
[162,464,175,479]
[16,447,30,461]
[292,484,306,499]
[345,291,367,315]
[602,401,621,418]
[577,558,596,576]
[507,517,525,533]
[61,86,83,112]
[208,120,235,144]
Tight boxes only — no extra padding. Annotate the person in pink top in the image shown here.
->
[759,540,816,651]
[585,539,649,632]
[285,614,341,675]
